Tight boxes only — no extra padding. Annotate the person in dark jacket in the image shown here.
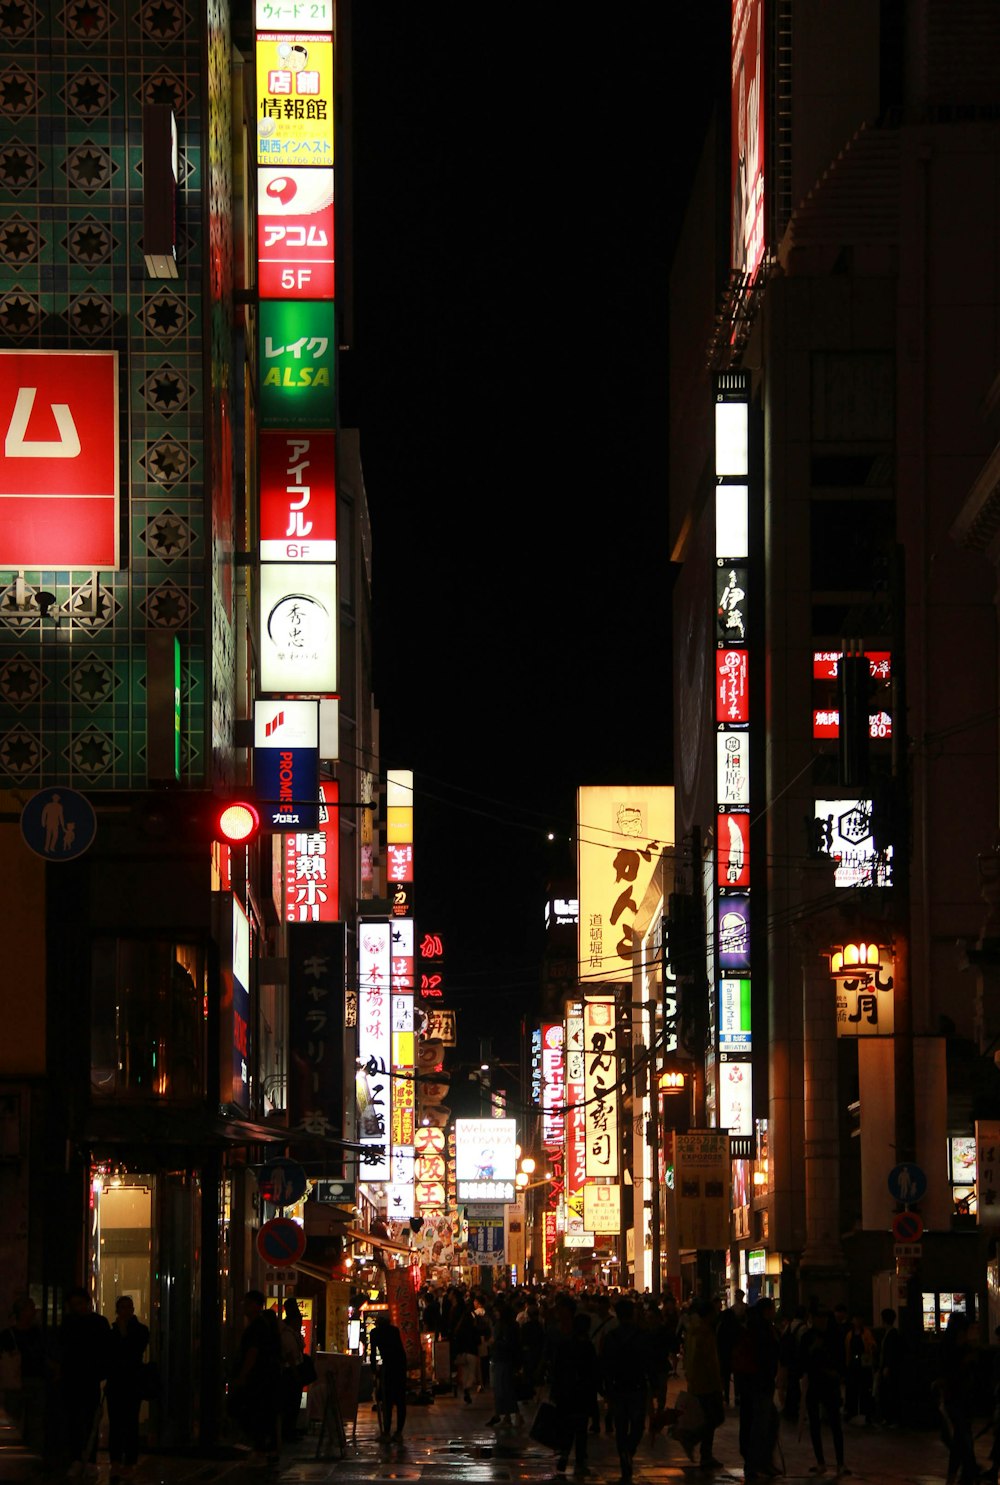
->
[0,1295,48,1454]
[451,1301,481,1403]
[939,1311,978,1485]
[487,1298,521,1428]
[230,1290,281,1464]
[601,1299,652,1483]
[370,1314,408,1443]
[544,1296,597,1478]
[801,1307,846,1478]
[106,1295,150,1478]
[737,1297,779,1484]
[876,1307,903,1427]
[58,1287,110,1474]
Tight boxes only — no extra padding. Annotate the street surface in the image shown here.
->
[0,1373,972,1484]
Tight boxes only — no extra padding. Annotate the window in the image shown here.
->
[91,939,206,1100]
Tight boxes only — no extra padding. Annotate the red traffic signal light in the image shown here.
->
[215,800,260,846]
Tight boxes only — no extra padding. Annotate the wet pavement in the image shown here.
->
[0,1375,974,1485]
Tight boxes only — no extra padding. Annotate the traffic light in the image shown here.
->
[214,799,260,846]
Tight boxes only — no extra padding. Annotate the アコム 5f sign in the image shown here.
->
[0,350,120,569]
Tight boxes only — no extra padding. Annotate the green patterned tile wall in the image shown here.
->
[0,0,236,791]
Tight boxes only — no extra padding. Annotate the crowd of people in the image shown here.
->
[416,1281,994,1484]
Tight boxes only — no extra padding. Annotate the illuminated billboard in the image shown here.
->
[577,786,674,983]
[718,811,750,888]
[259,300,336,429]
[259,561,337,694]
[583,996,619,1179]
[256,32,334,168]
[716,649,749,723]
[583,1183,621,1235]
[258,168,335,300]
[455,1118,516,1201]
[0,350,119,568]
[731,0,765,279]
[260,431,336,563]
[814,800,893,888]
[285,780,339,922]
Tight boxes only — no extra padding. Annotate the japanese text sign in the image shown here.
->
[256,33,334,167]
[260,431,336,562]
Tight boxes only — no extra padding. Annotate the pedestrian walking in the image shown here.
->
[736,1296,780,1483]
[585,1293,617,1434]
[229,1289,281,1466]
[938,1311,978,1485]
[451,1300,480,1404]
[487,1298,521,1428]
[57,1286,110,1478]
[875,1307,903,1426]
[843,1312,876,1425]
[278,1298,306,1443]
[105,1296,149,1480]
[0,1294,48,1453]
[800,1306,847,1479]
[673,1297,725,1471]
[716,1289,748,1407]
[601,1299,651,1483]
[370,1311,408,1443]
[544,1296,596,1478]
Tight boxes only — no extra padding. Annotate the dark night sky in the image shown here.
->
[341,8,728,1077]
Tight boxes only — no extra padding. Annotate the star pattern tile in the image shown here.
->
[0,655,44,709]
[141,506,195,562]
[0,215,40,265]
[138,289,192,341]
[0,290,41,338]
[67,653,116,708]
[139,364,193,415]
[0,141,41,192]
[141,437,192,490]
[0,727,43,777]
[66,581,120,632]
[66,215,114,266]
[139,0,185,42]
[68,291,114,338]
[64,141,115,194]
[61,0,111,41]
[139,68,191,115]
[0,66,38,117]
[61,67,112,118]
[66,726,120,777]
[140,580,194,628]
[0,1,39,40]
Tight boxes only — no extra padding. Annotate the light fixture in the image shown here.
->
[830,942,880,974]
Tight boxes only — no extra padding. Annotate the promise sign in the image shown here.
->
[0,350,119,568]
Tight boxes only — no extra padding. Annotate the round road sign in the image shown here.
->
[887,1163,927,1204]
[258,1160,307,1208]
[891,1210,924,1243]
[256,1216,306,1267]
[20,786,96,861]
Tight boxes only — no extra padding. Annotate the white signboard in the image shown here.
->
[260,561,337,694]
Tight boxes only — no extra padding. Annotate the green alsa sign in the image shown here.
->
[259,301,336,428]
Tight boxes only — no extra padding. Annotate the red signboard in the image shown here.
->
[0,350,119,568]
[284,780,339,922]
[718,810,750,888]
[260,430,336,563]
[731,0,765,280]
[258,167,335,299]
[716,649,749,723]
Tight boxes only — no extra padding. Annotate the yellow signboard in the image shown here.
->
[577,786,674,984]
[583,1183,621,1234]
[256,33,334,168]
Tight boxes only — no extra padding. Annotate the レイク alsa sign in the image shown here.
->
[0,351,119,569]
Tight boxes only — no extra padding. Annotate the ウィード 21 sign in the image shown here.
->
[0,351,119,569]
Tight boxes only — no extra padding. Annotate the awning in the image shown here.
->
[345,1226,413,1256]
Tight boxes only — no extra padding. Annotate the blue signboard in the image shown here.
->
[20,787,97,861]
[888,1163,927,1204]
[254,744,319,830]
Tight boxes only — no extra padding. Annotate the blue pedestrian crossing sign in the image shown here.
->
[20,786,97,861]
[888,1162,927,1204]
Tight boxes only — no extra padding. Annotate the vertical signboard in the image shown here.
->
[255,32,335,168]
[577,786,674,984]
[258,169,335,300]
[288,920,345,1142]
[260,431,336,563]
[583,996,619,1179]
[565,1005,587,1236]
[358,923,392,1181]
[675,1131,732,1249]
[731,0,765,280]
[259,301,336,429]
[715,372,753,1147]
[285,780,339,921]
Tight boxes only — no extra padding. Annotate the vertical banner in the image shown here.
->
[288,921,345,1143]
[583,996,619,1179]
[731,0,765,279]
[358,923,392,1180]
[385,1266,422,1368]
[565,1006,588,1235]
[977,1120,1000,1226]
